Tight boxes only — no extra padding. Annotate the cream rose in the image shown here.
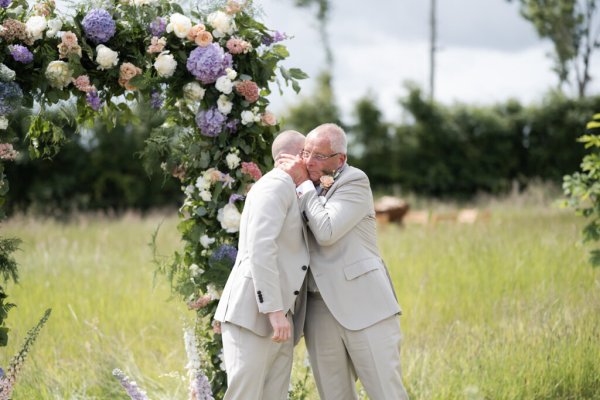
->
[166,13,192,39]
[225,68,237,80]
[26,16,47,41]
[46,18,62,38]
[199,190,212,202]
[207,11,235,37]
[217,203,241,233]
[95,45,119,70]
[45,61,73,89]
[154,51,177,78]
[261,111,277,126]
[241,110,255,125]
[183,82,205,102]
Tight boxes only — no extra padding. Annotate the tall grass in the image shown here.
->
[0,204,598,399]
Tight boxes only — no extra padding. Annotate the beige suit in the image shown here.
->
[215,168,309,400]
[299,164,409,400]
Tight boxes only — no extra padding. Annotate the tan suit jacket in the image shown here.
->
[299,164,400,331]
[215,168,309,343]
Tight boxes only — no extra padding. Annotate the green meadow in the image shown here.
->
[1,202,599,399]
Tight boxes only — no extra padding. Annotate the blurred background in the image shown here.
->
[5,0,600,214]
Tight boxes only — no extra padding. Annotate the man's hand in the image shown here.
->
[276,154,309,186]
[268,310,291,343]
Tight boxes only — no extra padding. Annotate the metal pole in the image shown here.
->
[429,0,437,101]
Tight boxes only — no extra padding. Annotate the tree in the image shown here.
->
[510,0,600,97]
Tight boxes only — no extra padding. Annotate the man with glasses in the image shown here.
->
[278,123,409,400]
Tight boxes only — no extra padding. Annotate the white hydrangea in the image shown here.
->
[195,175,211,191]
[0,116,8,130]
[225,68,237,80]
[217,203,241,233]
[189,263,204,276]
[199,190,212,202]
[217,95,233,115]
[206,283,222,300]
[226,152,241,170]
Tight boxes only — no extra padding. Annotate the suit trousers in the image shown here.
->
[221,315,294,400]
[304,295,409,400]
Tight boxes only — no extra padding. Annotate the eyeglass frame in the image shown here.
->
[300,150,340,161]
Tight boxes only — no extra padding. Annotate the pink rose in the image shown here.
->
[261,111,277,126]
[320,175,334,189]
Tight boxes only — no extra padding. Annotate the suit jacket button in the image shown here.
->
[294,290,299,295]
[301,265,308,271]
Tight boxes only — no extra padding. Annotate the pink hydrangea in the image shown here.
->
[241,161,262,181]
[235,80,259,103]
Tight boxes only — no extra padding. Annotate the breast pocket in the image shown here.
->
[343,258,382,280]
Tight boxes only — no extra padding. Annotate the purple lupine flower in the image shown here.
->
[0,81,23,115]
[262,31,287,45]
[186,43,232,84]
[209,244,238,269]
[8,45,33,64]
[229,194,244,204]
[195,107,226,137]
[150,90,163,109]
[112,369,150,400]
[190,371,215,400]
[0,0,12,8]
[149,17,166,37]
[82,9,116,44]
[86,90,102,111]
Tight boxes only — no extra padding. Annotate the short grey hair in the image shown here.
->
[307,123,347,154]
[272,130,305,160]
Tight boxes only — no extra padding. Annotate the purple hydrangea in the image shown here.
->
[9,45,33,64]
[195,107,226,137]
[150,90,163,109]
[229,194,245,204]
[82,9,116,44]
[209,244,238,269]
[0,0,12,8]
[262,31,287,46]
[186,43,232,85]
[86,90,102,111]
[149,17,166,37]
[0,81,22,115]
[225,119,239,133]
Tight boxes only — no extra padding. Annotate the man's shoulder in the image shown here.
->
[340,165,369,183]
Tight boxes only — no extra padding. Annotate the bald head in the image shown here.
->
[272,130,305,160]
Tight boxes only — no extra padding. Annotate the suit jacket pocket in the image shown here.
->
[343,258,381,280]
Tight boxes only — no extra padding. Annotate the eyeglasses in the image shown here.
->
[300,150,339,161]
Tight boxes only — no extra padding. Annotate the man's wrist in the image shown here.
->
[296,180,315,196]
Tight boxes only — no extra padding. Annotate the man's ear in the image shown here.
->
[338,154,347,167]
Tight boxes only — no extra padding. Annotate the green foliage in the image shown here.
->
[509,0,600,96]
[563,112,600,266]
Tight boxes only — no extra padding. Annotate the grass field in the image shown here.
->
[1,202,599,399]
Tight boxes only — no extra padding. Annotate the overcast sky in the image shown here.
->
[259,0,600,122]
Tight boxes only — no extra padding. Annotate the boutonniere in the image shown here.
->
[319,169,341,191]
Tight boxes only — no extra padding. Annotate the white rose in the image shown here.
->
[200,235,216,249]
[217,203,241,233]
[215,76,233,94]
[26,16,47,41]
[45,61,73,89]
[240,110,255,125]
[207,283,222,300]
[153,52,177,78]
[46,18,62,38]
[225,68,237,80]
[189,263,204,276]
[199,190,212,202]
[226,152,241,170]
[95,45,119,70]
[183,82,205,102]
[208,11,235,38]
[0,116,8,130]
[166,13,192,39]
[217,95,232,115]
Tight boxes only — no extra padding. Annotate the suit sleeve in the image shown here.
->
[299,173,371,246]
[246,177,292,314]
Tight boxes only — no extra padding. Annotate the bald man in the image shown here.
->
[215,130,310,400]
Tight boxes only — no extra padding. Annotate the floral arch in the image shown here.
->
[0,0,305,396]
